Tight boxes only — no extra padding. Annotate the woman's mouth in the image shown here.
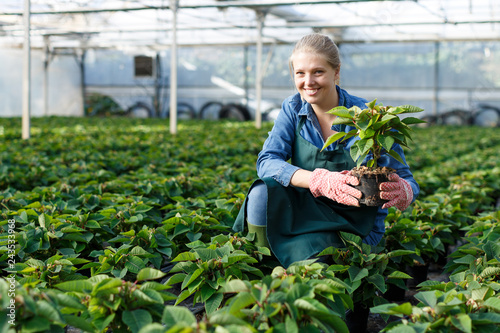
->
[305,88,319,96]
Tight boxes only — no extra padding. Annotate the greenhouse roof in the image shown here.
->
[2,0,500,50]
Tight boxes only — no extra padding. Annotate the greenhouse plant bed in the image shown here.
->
[0,117,498,332]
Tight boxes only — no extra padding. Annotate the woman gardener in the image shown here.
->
[233,33,419,268]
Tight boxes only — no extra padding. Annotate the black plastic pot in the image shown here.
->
[383,283,407,302]
[436,243,450,267]
[351,167,394,207]
[346,302,370,332]
[407,263,429,288]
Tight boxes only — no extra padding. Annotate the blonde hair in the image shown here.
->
[289,33,341,84]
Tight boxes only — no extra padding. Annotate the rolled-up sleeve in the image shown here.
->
[256,98,301,187]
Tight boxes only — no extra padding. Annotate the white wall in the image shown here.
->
[0,49,83,117]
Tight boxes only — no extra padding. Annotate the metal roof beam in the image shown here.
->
[1,0,409,15]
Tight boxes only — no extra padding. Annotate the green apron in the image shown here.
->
[234,116,378,267]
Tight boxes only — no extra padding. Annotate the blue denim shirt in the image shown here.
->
[256,86,420,244]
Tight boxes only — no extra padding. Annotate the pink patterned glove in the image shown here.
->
[309,169,362,207]
[380,173,413,210]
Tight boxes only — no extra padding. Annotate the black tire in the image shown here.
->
[199,101,223,120]
[419,115,438,127]
[474,105,500,127]
[126,102,153,118]
[439,109,472,125]
[166,102,196,120]
[219,103,251,121]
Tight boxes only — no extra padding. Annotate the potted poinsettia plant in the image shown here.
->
[321,99,425,206]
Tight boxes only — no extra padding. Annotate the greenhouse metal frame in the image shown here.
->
[1,0,500,137]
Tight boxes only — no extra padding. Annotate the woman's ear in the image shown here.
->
[334,67,341,85]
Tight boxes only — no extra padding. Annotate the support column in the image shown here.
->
[255,10,266,130]
[169,0,179,135]
[22,0,31,139]
[43,36,50,117]
[432,41,440,117]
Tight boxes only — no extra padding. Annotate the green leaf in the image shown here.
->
[357,118,372,132]
[350,143,361,162]
[224,253,256,265]
[371,302,413,316]
[226,291,256,315]
[19,211,29,223]
[332,117,355,125]
[359,128,375,139]
[125,256,146,274]
[38,213,47,228]
[294,298,327,314]
[122,310,153,333]
[36,300,62,322]
[162,305,196,327]
[372,114,397,130]
[386,271,413,279]
[479,267,500,281]
[328,106,352,118]
[224,279,250,293]
[402,117,426,125]
[137,323,168,333]
[453,254,477,264]
[53,293,86,311]
[135,204,153,213]
[450,313,472,333]
[471,287,491,301]
[483,241,500,260]
[166,273,187,286]
[484,297,500,312]
[63,314,96,332]
[387,250,415,258]
[21,317,51,333]
[181,268,204,290]
[414,291,438,308]
[55,280,93,293]
[195,248,219,262]
[205,292,224,314]
[321,132,348,151]
[347,266,369,283]
[377,135,395,152]
[199,284,216,303]
[284,316,299,333]
[132,289,159,305]
[387,106,405,115]
[357,138,374,156]
[469,312,500,325]
[137,268,166,282]
[171,252,198,262]
[93,278,123,297]
[94,313,115,332]
[129,246,155,257]
[208,313,250,327]
[387,150,406,165]
[366,99,378,110]
[399,105,424,113]
[366,274,386,293]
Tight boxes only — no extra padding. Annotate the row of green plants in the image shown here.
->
[373,210,500,332]
[1,117,499,332]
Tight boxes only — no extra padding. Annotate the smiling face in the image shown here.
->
[292,51,340,112]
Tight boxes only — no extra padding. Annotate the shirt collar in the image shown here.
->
[295,85,345,118]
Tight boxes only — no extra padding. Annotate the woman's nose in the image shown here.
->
[304,73,315,85]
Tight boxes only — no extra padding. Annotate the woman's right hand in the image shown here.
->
[309,168,362,206]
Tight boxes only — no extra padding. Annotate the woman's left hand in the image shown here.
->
[379,173,413,211]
